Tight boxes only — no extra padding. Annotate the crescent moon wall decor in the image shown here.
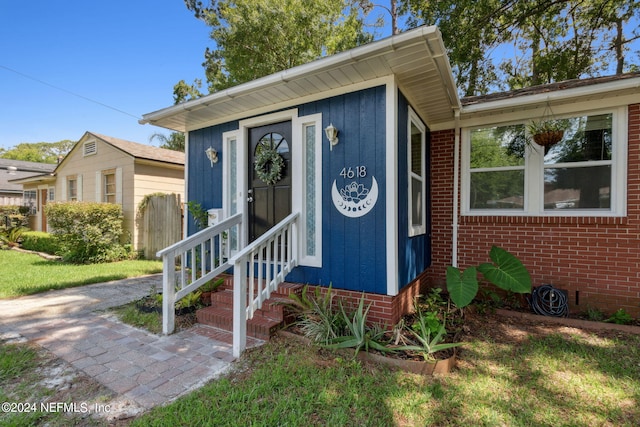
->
[332,176,379,218]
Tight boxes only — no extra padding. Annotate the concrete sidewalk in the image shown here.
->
[0,275,254,415]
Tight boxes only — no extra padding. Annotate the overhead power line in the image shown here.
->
[0,64,141,120]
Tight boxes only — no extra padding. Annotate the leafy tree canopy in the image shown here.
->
[402,0,640,95]
[176,0,372,102]
[150,132,185,152]
[179,0,639,100]
[0,140,74,163]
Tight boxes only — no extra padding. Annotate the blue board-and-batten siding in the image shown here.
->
[289,86,387,294]
[187,121,238,233]
[396,91,431,290]
[186,85,430,296]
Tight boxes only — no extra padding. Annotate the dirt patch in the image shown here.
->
[463,309,640,343]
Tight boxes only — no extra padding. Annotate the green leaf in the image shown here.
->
[446,266,478,308]
[477,246,531,293]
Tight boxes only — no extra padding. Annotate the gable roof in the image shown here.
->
[86,132,184,166]
[140,26,461,132]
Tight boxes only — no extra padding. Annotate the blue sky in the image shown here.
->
[1,2,638,151]
[0,1,210,149]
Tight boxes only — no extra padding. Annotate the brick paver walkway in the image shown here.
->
[0,275,257,412]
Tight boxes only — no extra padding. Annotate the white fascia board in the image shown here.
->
[140,26,446,130]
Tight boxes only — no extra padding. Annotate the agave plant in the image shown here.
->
[323,294,392,358]
[297,287,345,345]
[394,309,463,362]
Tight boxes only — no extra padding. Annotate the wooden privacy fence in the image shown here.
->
[140,193,183,260]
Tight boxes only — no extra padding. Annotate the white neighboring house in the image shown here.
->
[12,131,185,251]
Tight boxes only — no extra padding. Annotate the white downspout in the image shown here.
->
[452,109,461,267]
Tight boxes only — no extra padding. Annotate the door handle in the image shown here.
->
[247,189,254,203]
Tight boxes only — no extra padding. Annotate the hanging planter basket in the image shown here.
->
[527,101,568,149]
[532,129,565,147]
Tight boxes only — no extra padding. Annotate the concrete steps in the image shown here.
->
[196,278,302,341]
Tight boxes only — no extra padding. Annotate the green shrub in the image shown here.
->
[21,231,61,254]
[605,308,633,325]
[45,201,128,263]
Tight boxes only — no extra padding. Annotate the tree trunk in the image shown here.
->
[615,18,624,74]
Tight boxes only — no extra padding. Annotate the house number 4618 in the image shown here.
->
[339,166,367,179]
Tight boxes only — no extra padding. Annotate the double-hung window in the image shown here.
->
[67,176,78,201]
[23,190,37,214]
[463,108,626,216]
[408,108,427,236]
[103,170,116,203]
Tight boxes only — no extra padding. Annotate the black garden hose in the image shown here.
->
[529,284,569,318]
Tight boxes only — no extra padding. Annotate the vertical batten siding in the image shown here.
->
[290,86,388,294]
[396,91,432,292]
[428,104,640,317]
[187,122,238,235]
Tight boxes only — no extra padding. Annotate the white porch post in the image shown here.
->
[233,259,247,358]
[162,249,176,334]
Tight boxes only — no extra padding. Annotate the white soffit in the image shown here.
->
[140,26,461,132]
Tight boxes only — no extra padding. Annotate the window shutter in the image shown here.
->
[115,167,123,204]
[61,178,67,201]
[96,171,101,202]
[77,175,83,201]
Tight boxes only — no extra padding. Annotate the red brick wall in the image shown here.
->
[427,104,640,318]
[308,271,428,326]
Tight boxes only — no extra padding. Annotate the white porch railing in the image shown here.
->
[231,212,299,357]
[156,213,242,334]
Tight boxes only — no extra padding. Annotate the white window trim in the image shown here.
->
[222,130,240,219]
[462,106,628,217]
[408,107,427,236]
[293,113,322,267]
[223,130,240,255]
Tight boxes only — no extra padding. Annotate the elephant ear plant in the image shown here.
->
[446,246,531,309]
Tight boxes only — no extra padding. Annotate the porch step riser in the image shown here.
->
[196,307,285,341]
[196,282,302,341]
[211,291,292,321]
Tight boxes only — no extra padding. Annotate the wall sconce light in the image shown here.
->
[324,123,339,151]
[205,146,218,167]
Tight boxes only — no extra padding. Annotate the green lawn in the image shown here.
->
[131,318,640,426]
[0,250,162,298]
